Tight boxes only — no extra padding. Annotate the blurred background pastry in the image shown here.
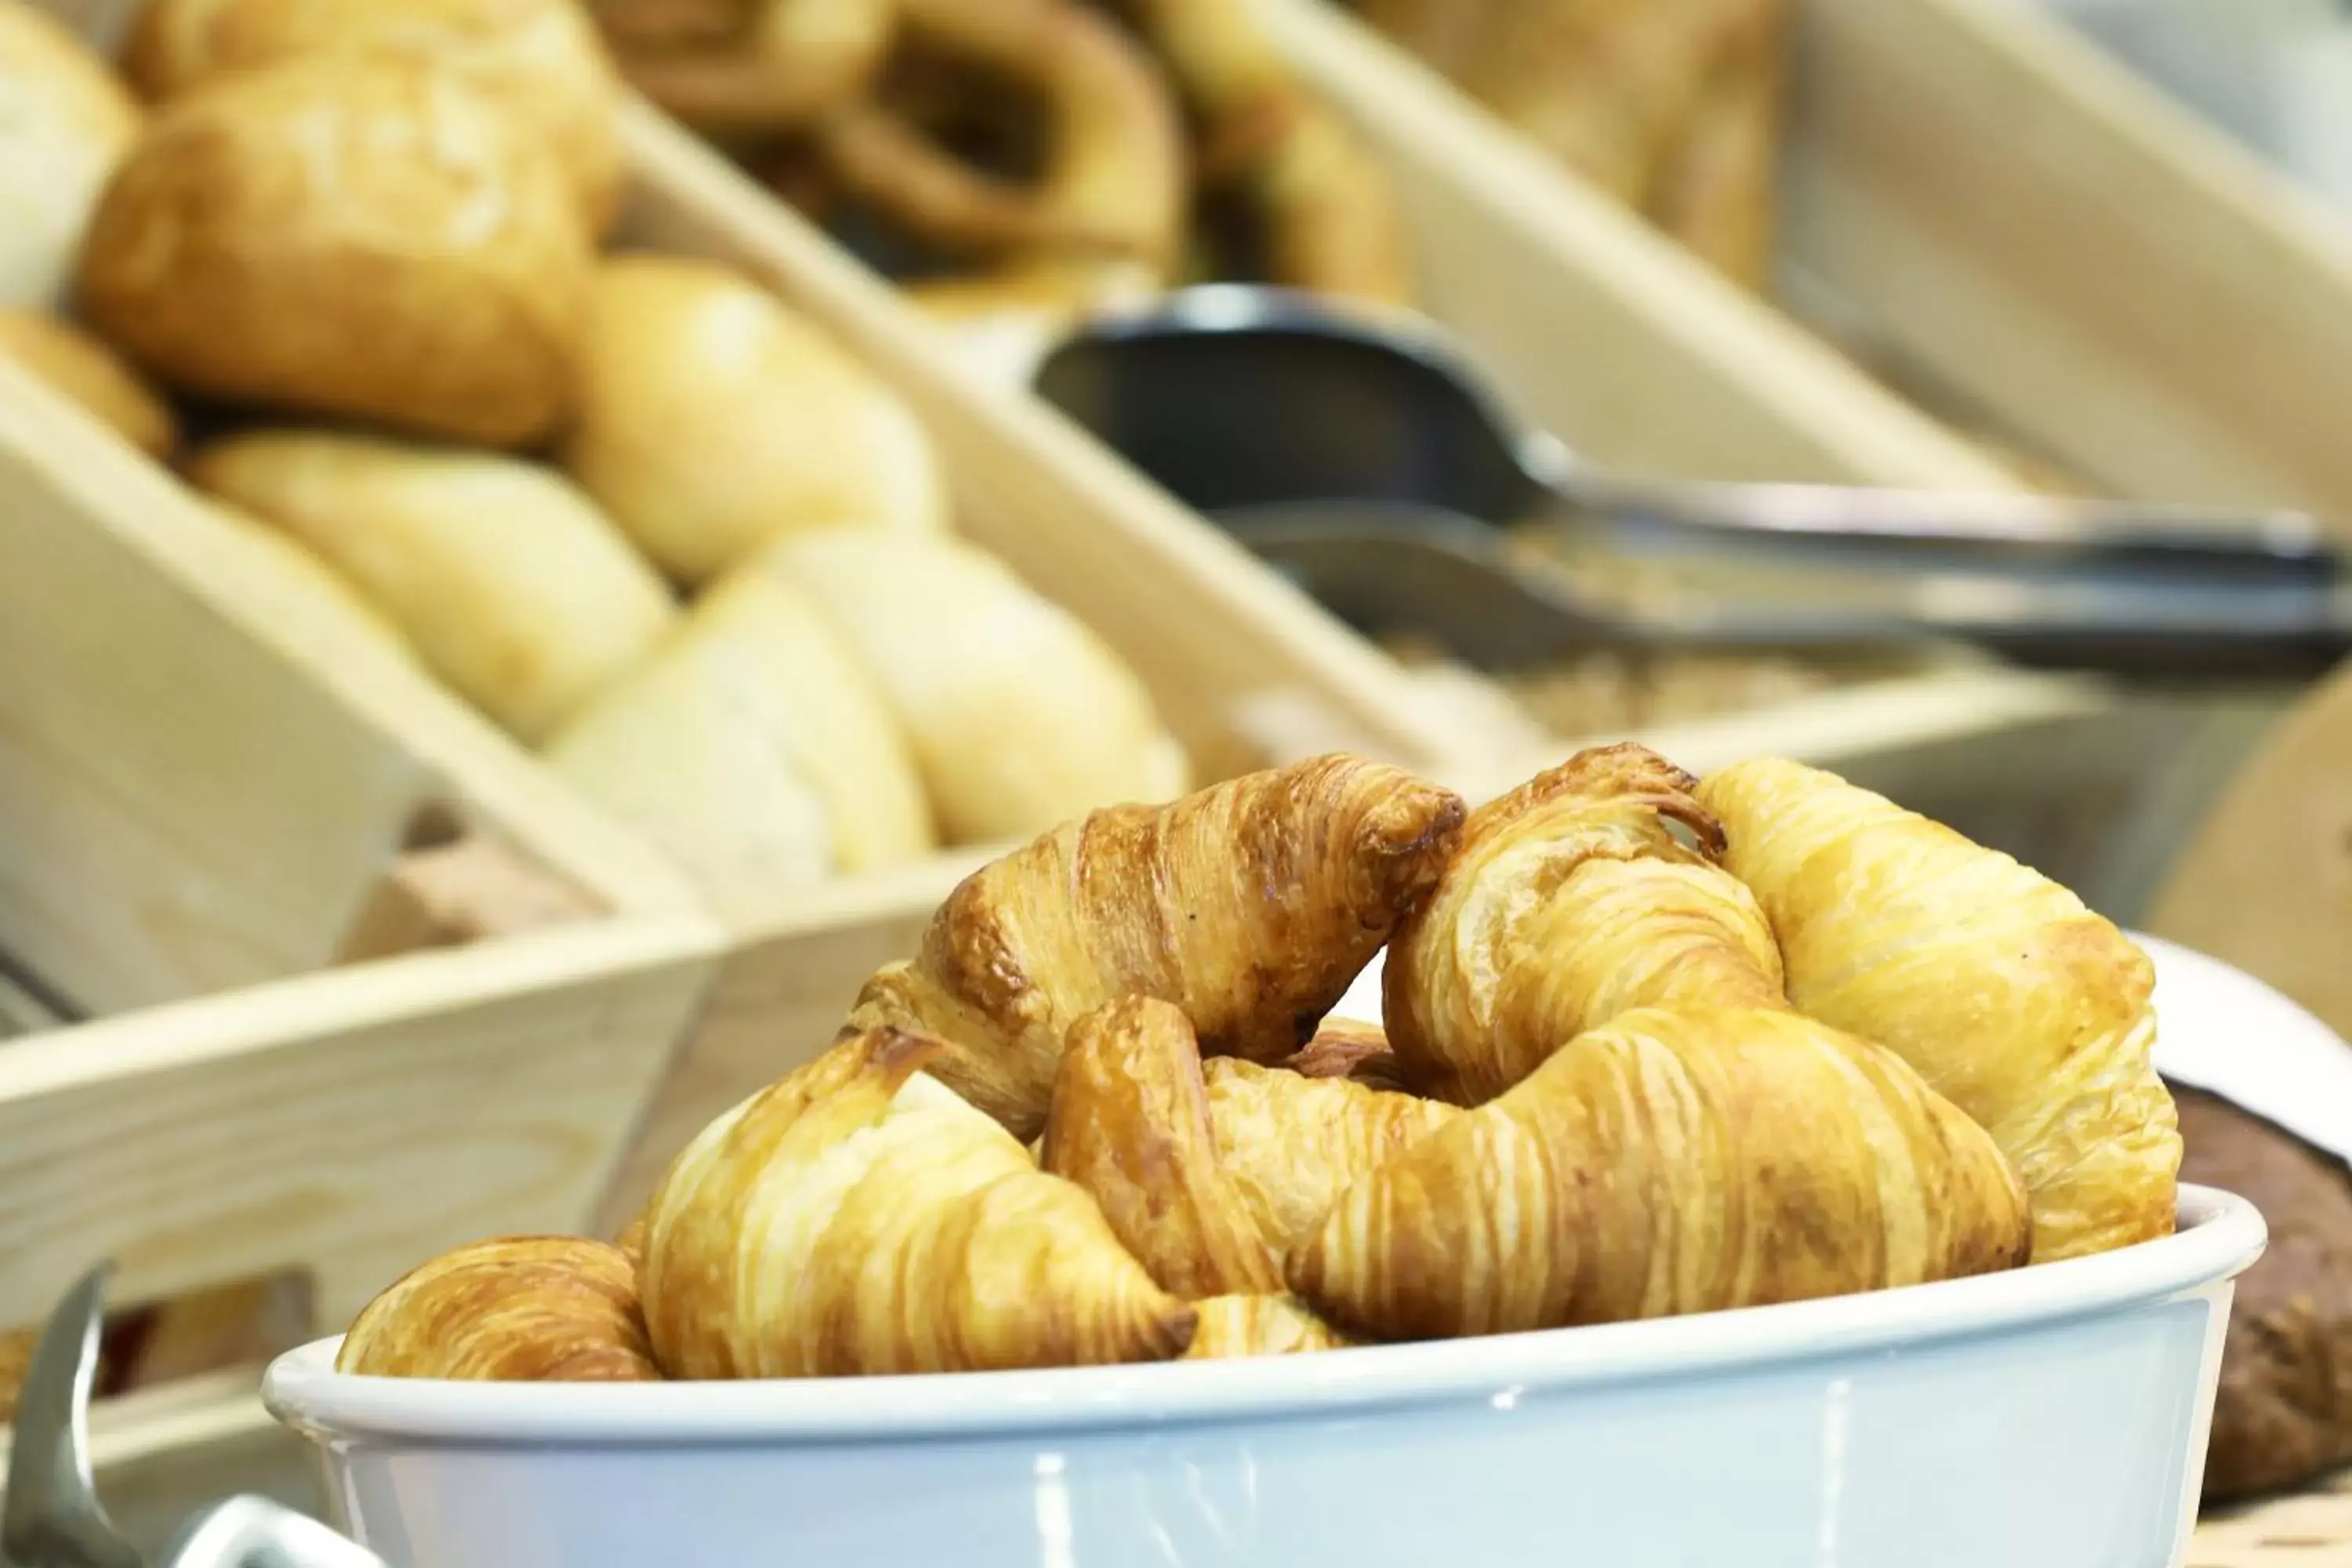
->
[755,528,1189,845]
[78,53,593,447]
[0,307,176,458]
[561,256,950,583]
[546,564,937,916]
[122,0,626,230]
[0,0,141,310]
[188,430,677,740]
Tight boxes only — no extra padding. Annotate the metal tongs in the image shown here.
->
[1033,285,2352,676]
[1,1262,385,1568]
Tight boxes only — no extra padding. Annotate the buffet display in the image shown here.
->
[4,0,2352,1553]
[596,0,1417,338]
[336,744,2180,1379]
[0,0,1200,921]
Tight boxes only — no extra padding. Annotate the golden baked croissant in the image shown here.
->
[1292,1006,2031,1341]
[1182,1294,1352,1360]
[1202,1055,1461,1259]
[1040,996,1283,1299]
[1283,1017,1410,1092]
[846,754,1468,1136]
[1697,757,2181,1262]
[640,1027,1195,1377]
[1385,743,1784,1104]
[337,1237,661,1381]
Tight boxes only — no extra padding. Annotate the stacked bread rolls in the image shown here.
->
[0,0,1189,919]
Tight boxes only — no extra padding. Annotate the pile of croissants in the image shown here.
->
[339,742,2181,1381]
[0,0,1185,915]
[593,0,1417,344]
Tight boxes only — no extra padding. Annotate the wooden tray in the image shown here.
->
[2193,1472,2352,1567]
[1272,0,2352,522]
[0,355,724,1548]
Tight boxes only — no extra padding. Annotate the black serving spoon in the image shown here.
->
[1034,285,2352,675]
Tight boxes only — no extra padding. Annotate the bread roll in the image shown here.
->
[0,309,177,458]
[0,0,140,309]
[78,55,590,448]
[123,0,625,232]
[187,495,416,674]
[757,530,1189,845]
[562,256,949,584]
[2178,1085,2352,1500]
[546,566,936,917]
[189,430,677,739]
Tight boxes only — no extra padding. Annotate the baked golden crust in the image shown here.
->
[754,528,1188,847]
[846,754,1468,1137]
[78,55,592,447]
[1202,1056,1461,1259]
[639,1029,1195,1378]
[1040,996,1283,1300]
[1282,1017,1410,1092]
[561,256,949,584]
[1181,1294,1352,1359]
[123,0,625,231]
[1291,1005,2030,1341]
[0,0,141,310]
[1385,743,1785,1104]
[187,430,676,741]
[545,563,935,913]
[337,1237,661,1382]
[1697,757,2180,1262]
[0,309,178,459]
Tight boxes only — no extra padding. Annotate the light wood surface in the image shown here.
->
[2147,659,2352,1041]
[0,916,717,1332]
[2190,1471,2352,1567]
[0,359,699,1014]
[333,838,605,966]
[1785,0,2352,520]
[596,851,981,1230]
[1260,0,2020,490]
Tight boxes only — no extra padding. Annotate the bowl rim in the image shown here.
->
[263,1183,2263,1446]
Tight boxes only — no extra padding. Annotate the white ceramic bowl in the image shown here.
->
[267,936,2285,1568]
[270,1185,2257,1568]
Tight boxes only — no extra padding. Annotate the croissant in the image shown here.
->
[1040,996,1283,1300]
[1385,743,1785,1104]
[1294,1006,2029,1341]
[337,1237,661,1381]
[847,754,1468,1136]
[1696,757,2181,1262]
[1202,1056,1461,1260]
[1283,1017,1411,1093]
[640,1027,1194,1377]
[1182,1294,1352,1360]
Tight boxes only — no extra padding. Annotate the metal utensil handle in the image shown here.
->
[1554,470,2337,576]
